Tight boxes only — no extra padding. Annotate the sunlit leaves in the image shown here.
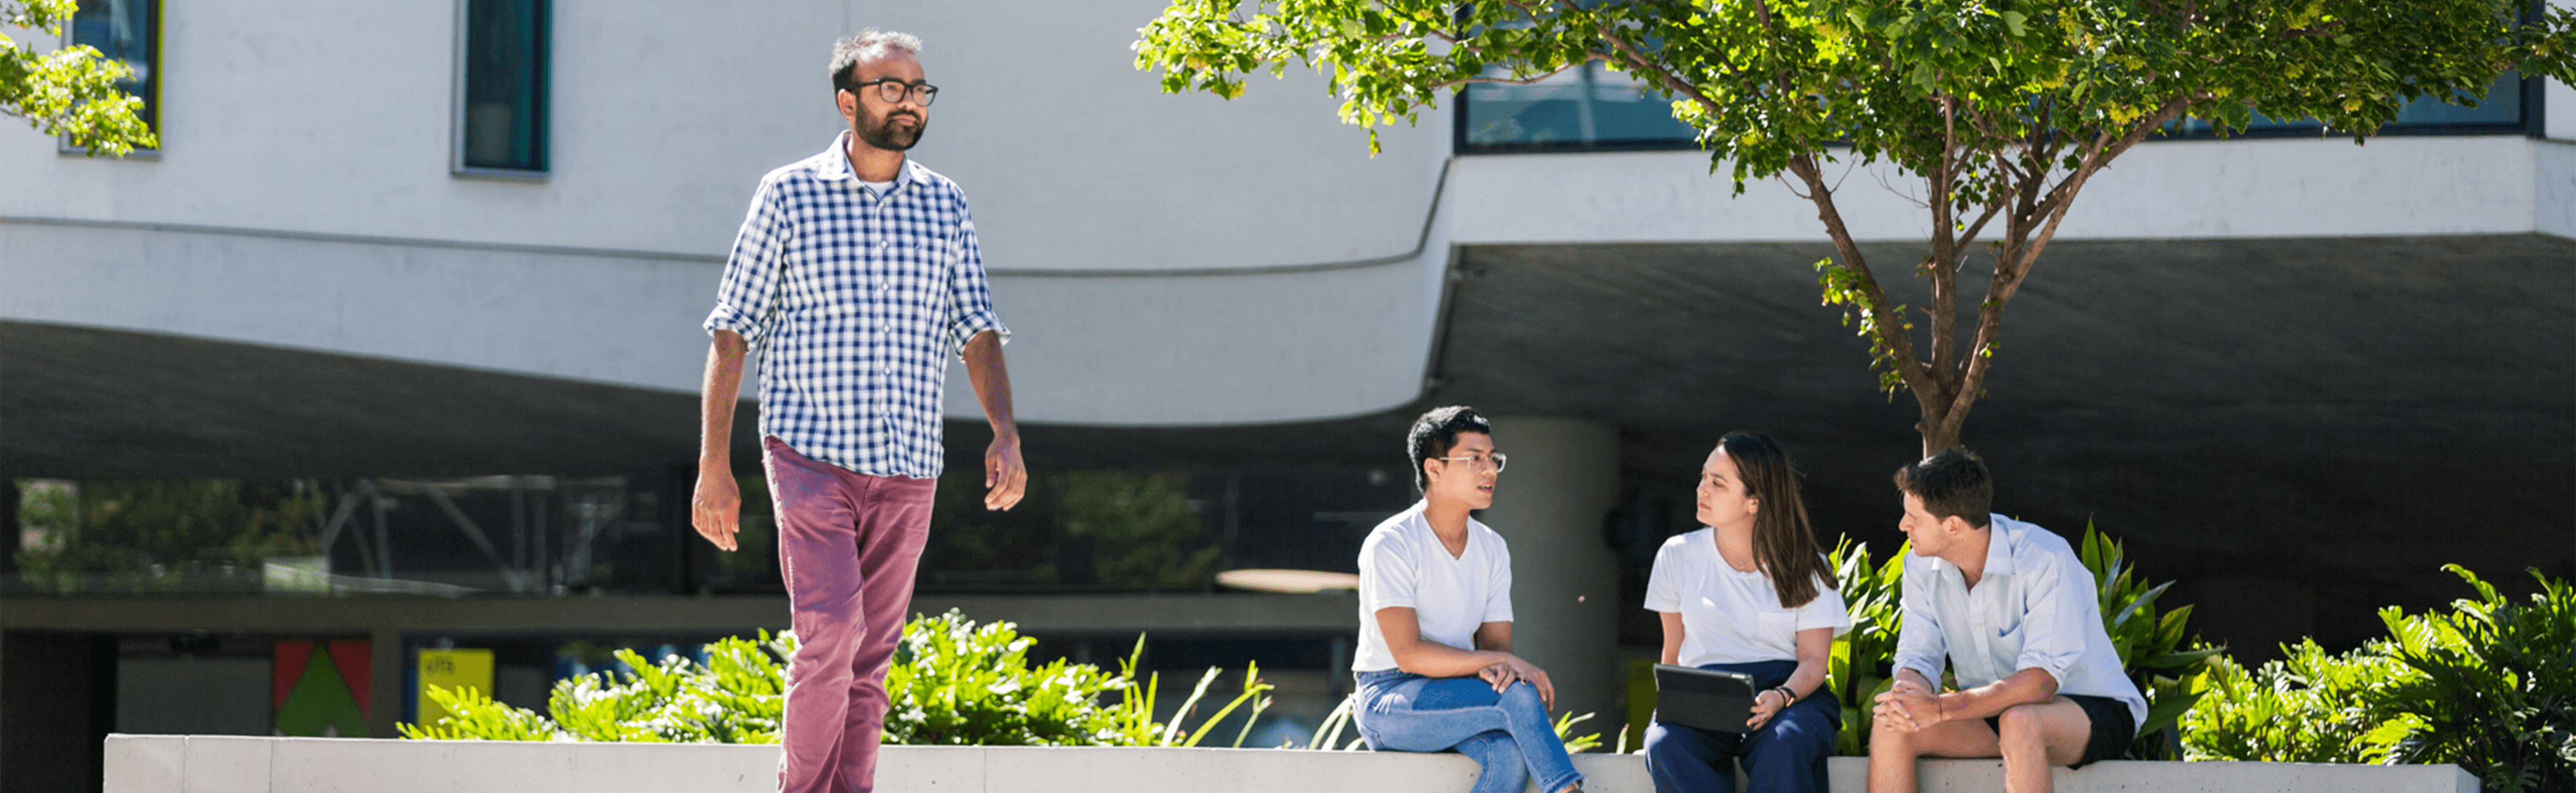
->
[1,0,156,156]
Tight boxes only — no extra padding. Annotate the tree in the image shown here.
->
[5,0,155,156]
[1137,0,2575,454]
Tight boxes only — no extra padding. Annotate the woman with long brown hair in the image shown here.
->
[1642,432,1848,793]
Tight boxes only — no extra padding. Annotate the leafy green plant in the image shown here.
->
[2182,566,2575,792]
[2179,638,2418,764]
[1099,635,1275,747]
[2076,524,2224,760]
[1824,535,1905,756]
[402,610,1274,749]
[2375,566,2576,793]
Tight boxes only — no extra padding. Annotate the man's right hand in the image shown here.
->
[692,467,742,551]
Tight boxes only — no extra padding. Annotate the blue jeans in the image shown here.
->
[1643,660,1839,793]
[1354,669,1586,793]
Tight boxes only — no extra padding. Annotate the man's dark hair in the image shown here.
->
[829,30,923,94]
[1407,406,1492,492]
[1892,448,1993,528]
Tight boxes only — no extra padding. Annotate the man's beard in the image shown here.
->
[856,110,926,151]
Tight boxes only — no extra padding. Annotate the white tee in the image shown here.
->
[1352,501,1514,673]
[1643,528,1852,667]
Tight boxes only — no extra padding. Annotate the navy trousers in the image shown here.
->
[1643,659,1840,793]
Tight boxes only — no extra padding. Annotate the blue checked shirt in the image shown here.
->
[703,133,1009,479]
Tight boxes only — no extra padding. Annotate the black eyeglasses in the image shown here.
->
[845,78,939,107]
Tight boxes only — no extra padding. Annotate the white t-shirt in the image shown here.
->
[1352,501,1514,673]
[1643,528,1853,667]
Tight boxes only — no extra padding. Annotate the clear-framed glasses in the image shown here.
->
[1434,452,1508,473]
[846,77,939,106]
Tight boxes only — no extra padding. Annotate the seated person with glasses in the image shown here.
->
[1643,432,1850,793]
[1869,449,2145,793]
[1350,406,1583,793]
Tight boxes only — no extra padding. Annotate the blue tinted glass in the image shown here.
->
[1466,66,2529,151]
[70,0,156,140]
[462,0,548,171]
[1464,63,1694,148]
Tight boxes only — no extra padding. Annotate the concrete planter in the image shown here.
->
[103,734,2477,793]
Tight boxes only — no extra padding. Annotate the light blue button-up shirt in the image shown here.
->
[1891,515,2146,729]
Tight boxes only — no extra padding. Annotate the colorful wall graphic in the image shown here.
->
[274,638,371,737]
[415,648,495,728]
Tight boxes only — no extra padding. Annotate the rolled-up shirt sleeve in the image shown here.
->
[704,178,790,344]
[1891,557,1949,684]
[942,203,1010,358]
[2011,552,2094,687]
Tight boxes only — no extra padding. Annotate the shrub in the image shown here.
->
[2180,638,2417,764]
[2183,566,2575,793]
[1823,536,1904,756]
[402,609,1273,747]
[2376,566,2575,793]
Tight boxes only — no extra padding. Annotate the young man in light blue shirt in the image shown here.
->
[1868,449,2145,793]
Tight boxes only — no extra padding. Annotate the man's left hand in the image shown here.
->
[984,435,1026,510]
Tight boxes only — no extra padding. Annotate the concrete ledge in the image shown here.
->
[104,735,2476,793]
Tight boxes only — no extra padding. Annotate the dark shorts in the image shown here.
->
[1980,694,2135,769]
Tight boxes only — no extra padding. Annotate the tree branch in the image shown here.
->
[1787,154,1940,408]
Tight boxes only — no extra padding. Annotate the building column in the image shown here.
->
[1475,416,1622,731]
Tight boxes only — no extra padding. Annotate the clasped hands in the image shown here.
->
[1870,678,1946,734]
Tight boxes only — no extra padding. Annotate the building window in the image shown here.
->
[455,0,549,175]
[62,0,160,154]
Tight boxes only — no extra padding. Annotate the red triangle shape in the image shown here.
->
[274,639,314,712]
[327,640,374,719]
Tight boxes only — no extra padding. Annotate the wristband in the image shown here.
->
[1770,685,1797,704]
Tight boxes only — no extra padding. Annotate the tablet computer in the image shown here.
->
[1652,664,1759,734]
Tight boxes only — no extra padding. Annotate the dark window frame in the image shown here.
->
[55,0,163,158]
[451,0,551,180]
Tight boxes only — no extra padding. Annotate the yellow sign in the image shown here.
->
[416,648,495,728]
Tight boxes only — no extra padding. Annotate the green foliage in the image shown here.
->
[1823,536,1904,756]
[401,611,1276,750]
[1099,634,1277,747]
[1135,0,2576,449]
[2075,523,2225,760]
[3,0,156,155]
[14,479,327,593]
[886,613,1127,745]
[2180,638,2419,764]
[1819,526,2217,758]
[1059,472,1220,589]
[2183,566,2575,793]
[2376,566,2576,793]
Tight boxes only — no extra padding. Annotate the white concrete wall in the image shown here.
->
[1444,137,2553,245]
[4,0,2562,427]
[103,735,2481,793]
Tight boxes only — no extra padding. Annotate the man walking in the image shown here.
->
[691,30,1025,793]
[1868,449,2143,793]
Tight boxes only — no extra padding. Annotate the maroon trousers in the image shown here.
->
[763,437,936,793]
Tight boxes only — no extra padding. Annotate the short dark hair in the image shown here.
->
[830,30,922,94]
[1407,406,1492,492]
[1893,448,1993,528]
